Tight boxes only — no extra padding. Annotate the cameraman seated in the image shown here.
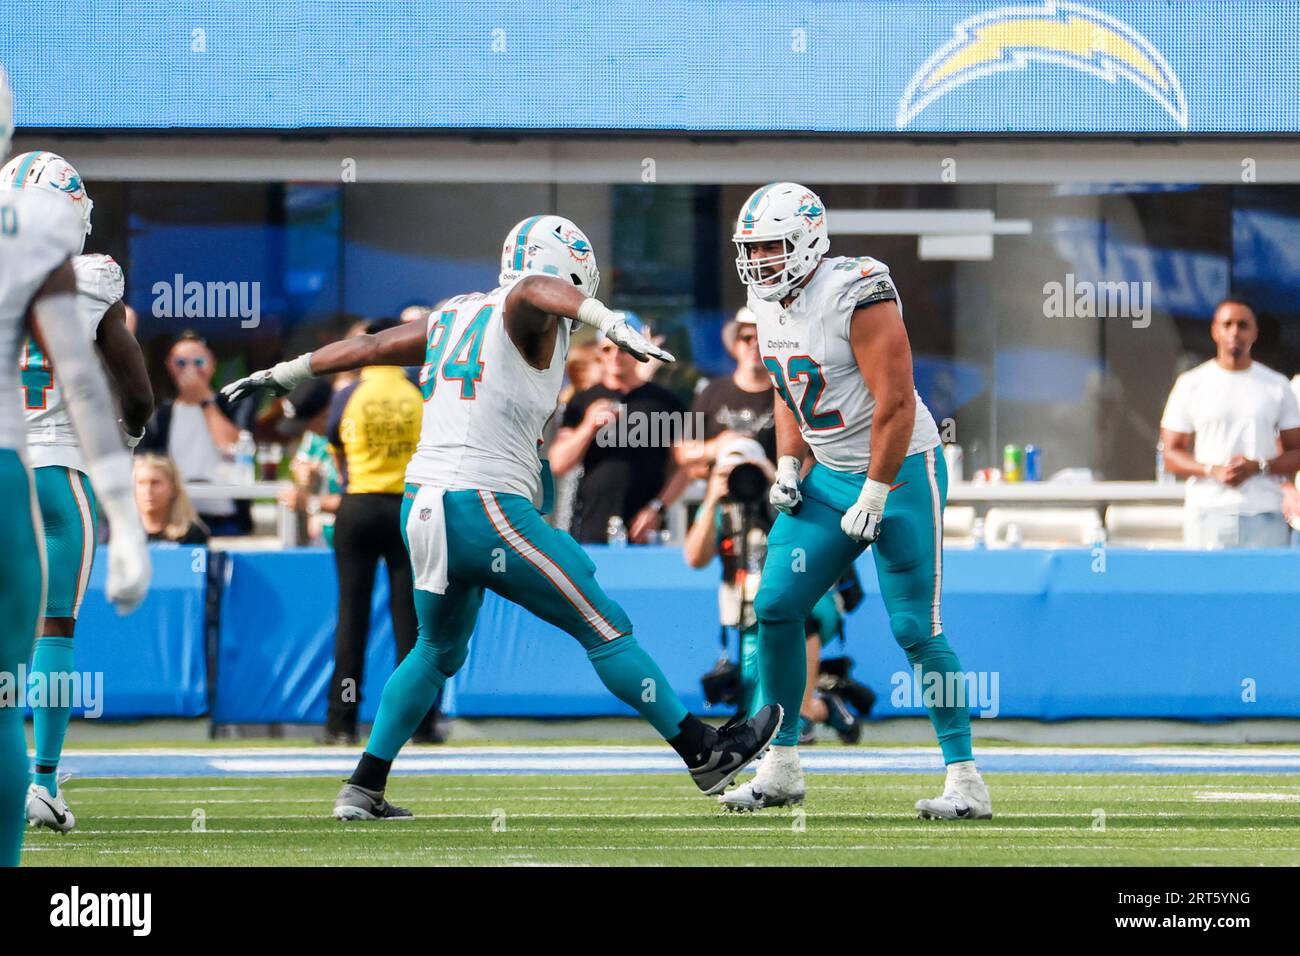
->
[684,437,873,743]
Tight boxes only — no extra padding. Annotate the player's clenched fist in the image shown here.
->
[840,477,890,544]
[769,455,802,514]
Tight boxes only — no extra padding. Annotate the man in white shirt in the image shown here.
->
[1159,299,1300,548]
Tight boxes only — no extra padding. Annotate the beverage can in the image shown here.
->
[1002,444,1023,483]
[1024,444,1041,482]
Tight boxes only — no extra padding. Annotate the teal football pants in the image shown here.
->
[365,486,690,761]
[753,448,973,763]
[0,451,44,865]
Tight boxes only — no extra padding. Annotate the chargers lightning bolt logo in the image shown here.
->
[896,1,1187,129]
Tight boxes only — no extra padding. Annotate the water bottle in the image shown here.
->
[234,430,257,484]
[606,515,628,548]
[1005,522,1024,548]
[971,516,987,549]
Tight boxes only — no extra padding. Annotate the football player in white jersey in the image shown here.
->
[720,183,991,819]
[3,150,154,833]
[225,215,782,818]
[0,67,150,865]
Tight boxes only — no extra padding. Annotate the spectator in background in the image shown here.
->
[548,341,604,532]
[323,318,436,745]
[1159,298,1300,548]
[278,379,342,547]
[139,331,252,535]
[667,308,777,501]
[133,455,210,545]
[549,315,685,543]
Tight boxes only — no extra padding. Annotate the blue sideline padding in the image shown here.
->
[66,544,208,719]
[208,547,1300,724]
[212,550,400,724]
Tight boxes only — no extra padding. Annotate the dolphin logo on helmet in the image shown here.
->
[733,183,831,302]
[1,150,95,252]
[499,214,600,297]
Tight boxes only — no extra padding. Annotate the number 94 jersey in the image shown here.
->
[749,255,939,474]
[404,279,570,503]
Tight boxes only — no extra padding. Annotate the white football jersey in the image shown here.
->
[405,279,570,502]
[0,188,84,455]
[749,255,939,474]
[23,254,124,472]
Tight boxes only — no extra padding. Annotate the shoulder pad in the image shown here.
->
[72,254,125,307]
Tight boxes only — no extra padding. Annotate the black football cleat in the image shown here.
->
[332,783,413,821]
[688,704,783,795]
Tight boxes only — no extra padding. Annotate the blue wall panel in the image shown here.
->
[206,547,1300,724]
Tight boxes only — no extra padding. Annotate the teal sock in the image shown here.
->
[758,619,806,746]
[904,633,973,764]
[587,637,688,740]
[366,639,449,762]
[30,636,75,797]
[0,704,27,867]
[738,627,760,719]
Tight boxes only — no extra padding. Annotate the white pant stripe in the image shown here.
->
[478,491,622,642]
[67,470,95,615]
[924,448,944,636]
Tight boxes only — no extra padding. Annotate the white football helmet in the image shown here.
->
[0,66,12,160]
[1,150,94,252]
[499,214,599,297]
[733,182,830,301]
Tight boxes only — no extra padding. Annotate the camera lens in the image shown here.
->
[726,462,766,502]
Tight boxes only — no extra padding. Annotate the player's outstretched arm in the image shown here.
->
[505,274,675,364]
[96,300,154,442]
[222,321,427,404]
[28,262,150,614]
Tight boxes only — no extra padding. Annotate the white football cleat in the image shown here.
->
[718,744,805,811]
[915,765,992,820]
[26,784,76,833]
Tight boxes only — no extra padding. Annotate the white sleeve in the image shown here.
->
[1160,374,1194,433]
[835,259,899,340]
[72,254,125,306]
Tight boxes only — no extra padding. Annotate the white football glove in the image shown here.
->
[575,299,675,364]
[604,316,675,364]
[769,455,803,514]
[841,478,890,545]
[103,511,151,615]
[221,353,314,404]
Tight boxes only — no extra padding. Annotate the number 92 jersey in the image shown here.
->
[748,255,939,474]
[0,188,84,455]
[23,254,124,472]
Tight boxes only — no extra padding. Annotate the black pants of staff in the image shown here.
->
[326,492,437,740]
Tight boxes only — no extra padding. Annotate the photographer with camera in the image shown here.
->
[685,435,874,743]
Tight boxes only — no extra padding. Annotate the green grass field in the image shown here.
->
[21,772,1300,866]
